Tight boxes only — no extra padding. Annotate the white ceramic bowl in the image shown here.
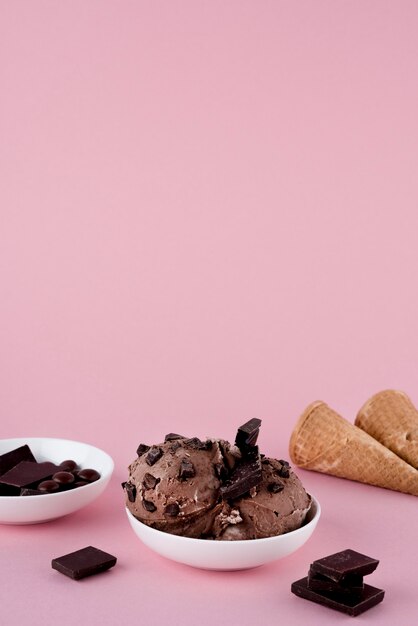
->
[0,437,114,524]
[126,495,320,570]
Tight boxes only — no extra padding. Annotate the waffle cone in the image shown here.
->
[356,390,418,469]
[289,401,418,496]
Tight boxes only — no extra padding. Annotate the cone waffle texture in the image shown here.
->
[289,401,418,496]
[356,390,418,469]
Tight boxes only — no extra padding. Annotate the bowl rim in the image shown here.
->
[126,493,320,545]
[0,436,114,500]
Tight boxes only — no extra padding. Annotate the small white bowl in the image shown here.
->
[0,437,114,524]
[126,495,321,570]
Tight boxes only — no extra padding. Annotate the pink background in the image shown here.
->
[1,1,418,624]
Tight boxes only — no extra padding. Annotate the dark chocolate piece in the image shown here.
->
[145,447,163,466]
[235,418,262,449]
[142,473,160,490]
[124,482,136,502]
[164,433,186,442]
[0,461,59,488]
[164,502,180,517]
[52,471,75,485]
[179,459,195,480]
[169,441,182,453]
[311,549,379,582]
[77,468,100,483]
[277,464,290,479]
[20,488,43,496]
[72,481,89,488]
[136,444,150,457]
[291,577,384,617]
[308,571,364,596]
[38,480,60,493]
[268,481,284,493]
[184,437,212,450]
[59,460,78,472]
[220,457,262,500]
[214,462,228,480]
[51,546,117,580]
[142,499,156,512]
[0,445,37,477]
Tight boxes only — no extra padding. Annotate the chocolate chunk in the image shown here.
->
[220,457,262,500]
[52,471,75,485]
[179,459,195,480]
[136,443,150,457]
[311,549,379,582]
[0,461,59,489]
[0,445,37,477]
[142,473,160,490]
[77,468,101,483]
[142,499,157,512]
[52,546,117,580]
[164,502,180,517]
[279,459,290,467]
[235,418,262,449]
[291,577,384,616]
[38,480,60,493]
[277,464,290,478]
[268,481,284,493]
[124,482,136,502]
[145,447,163,466]
[164,433,186,442]
[184,437,212,450]
[169,441,182,453]
[20,488,43,496]
[214,463,228,480]
[308,571,364,596]
[59,460,78,472]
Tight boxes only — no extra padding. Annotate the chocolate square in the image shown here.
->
[51,546,117,580]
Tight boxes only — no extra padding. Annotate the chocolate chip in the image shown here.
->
[268,481,284,493]
[37,480,60,493]
[136,443,150,457]
[179,459,195,480]
[164,433,186,442]
[142,499,156,512]
[184,437,208,450]
[125,482,136,502]
[146,447,163,466]
[164,502,180,517]
[142,473,160,490]
[52,471,75,485]
[59,460,78,472]
[277,465,290,478]
[279,459,290,467]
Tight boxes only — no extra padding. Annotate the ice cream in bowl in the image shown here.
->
[124,420,320,570]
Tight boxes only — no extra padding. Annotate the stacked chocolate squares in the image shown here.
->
[291,549,385,617]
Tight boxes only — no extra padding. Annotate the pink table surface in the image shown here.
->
[1,1,418,624]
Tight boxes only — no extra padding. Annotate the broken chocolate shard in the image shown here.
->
[0,445,37,477]
[164,502,180,517]
[52,546,117,580]
[291,577,384,617]
[142,499,157,512]
[308,571,364,596]
[124,482,136,502]
[0,461,59,489]
[164,433,186,442]
[184,437,212,450]
[145,447,163,466]
[311,549,379,582]
[221,457,262,500]
[235,418,262,450]
[268,481,284,493]
[142,473,160,490]
[179,459,195,480]
[136,444,150,457]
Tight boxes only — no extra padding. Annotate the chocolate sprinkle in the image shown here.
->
[125,482,137,502]
[164,502,180,517]
[142,499,157,512]
[142,473,160,490]
[146,447,163,466]
[179,459,195,480]
[137,444,150,457]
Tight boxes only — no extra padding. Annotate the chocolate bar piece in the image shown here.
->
[51,546,117,580]
[0,461,59,489]
[291,577,384,616]
[308,571,364,596]
[235,418,262,450]
[0,445,36,477]
[311,549,379,582]
[221,456,262,500]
